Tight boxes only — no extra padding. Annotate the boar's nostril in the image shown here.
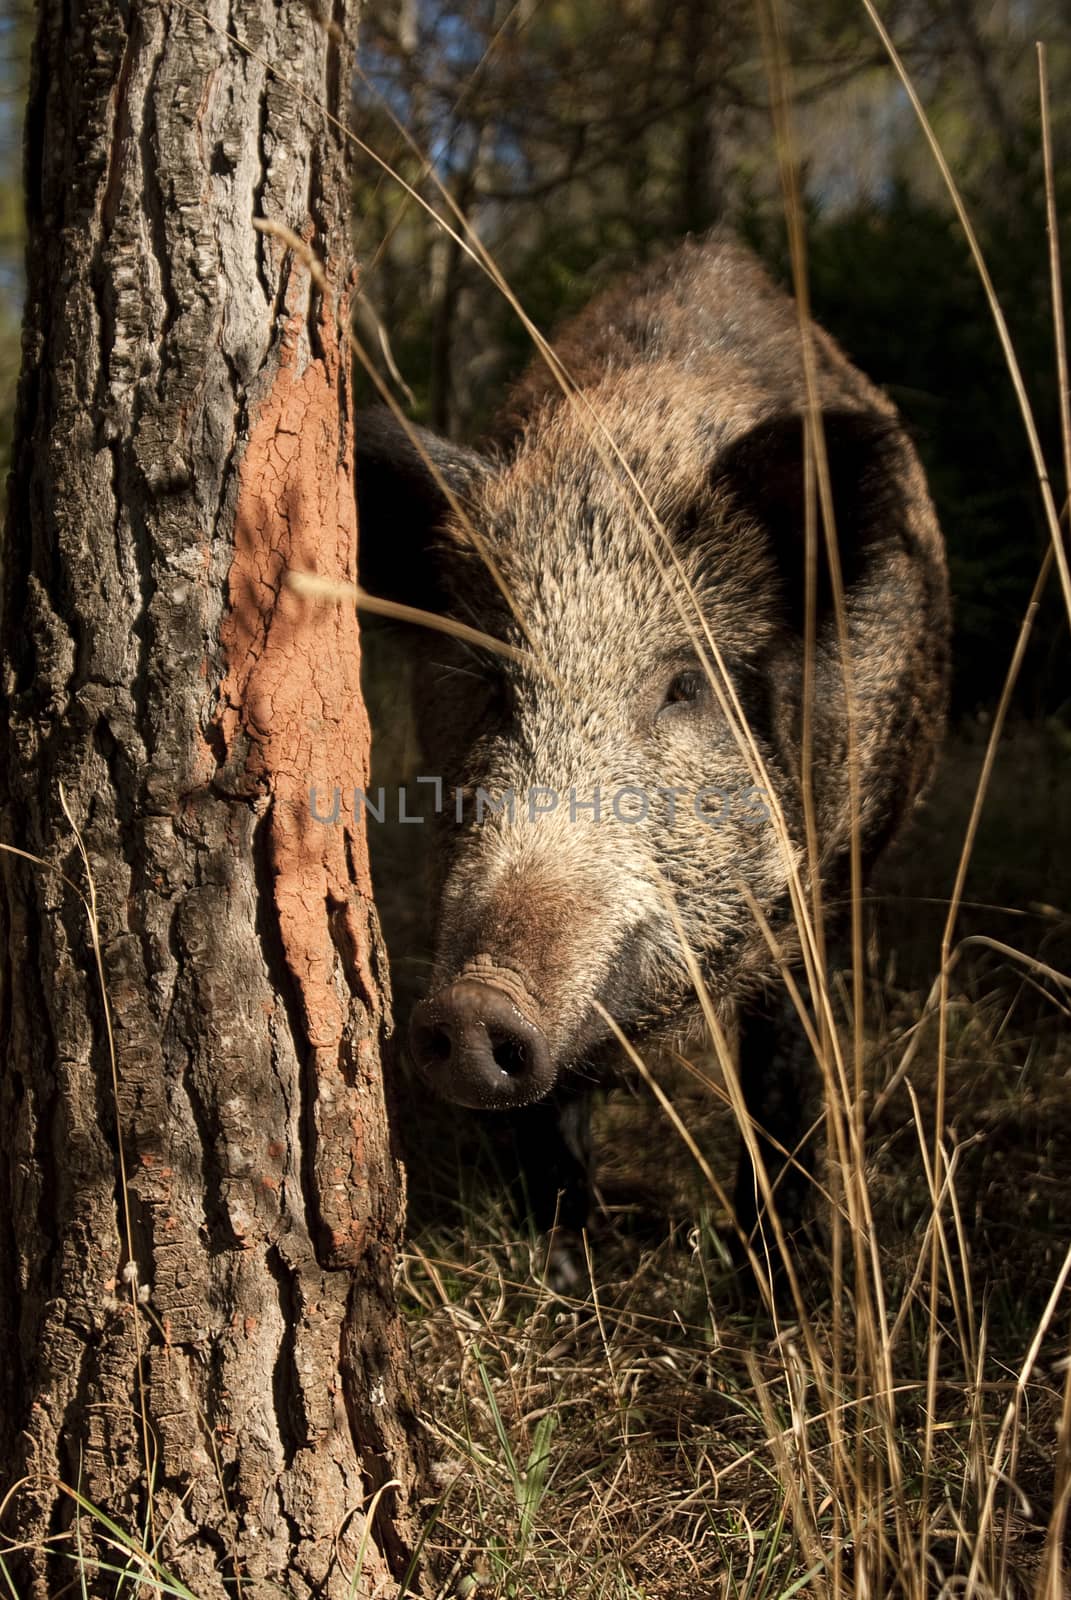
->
[489,1030,528,1077]
[409,978,556,1110]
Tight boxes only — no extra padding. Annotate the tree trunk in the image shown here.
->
[678,0,720,234]
[0,0,426,1595]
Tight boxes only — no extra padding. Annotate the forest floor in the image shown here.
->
[391,723,1071,1599]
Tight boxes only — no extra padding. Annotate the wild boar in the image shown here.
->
[356,231,949,1250]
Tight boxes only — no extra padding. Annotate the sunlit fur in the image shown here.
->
[367,232,949,1089]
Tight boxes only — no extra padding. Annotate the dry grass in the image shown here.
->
[395,957,1070,1597]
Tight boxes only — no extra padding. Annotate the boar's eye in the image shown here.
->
[658,669,705,714]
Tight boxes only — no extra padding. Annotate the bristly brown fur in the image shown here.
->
[359,228,949,1090]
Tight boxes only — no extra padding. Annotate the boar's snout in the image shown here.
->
[409,979,556,1110]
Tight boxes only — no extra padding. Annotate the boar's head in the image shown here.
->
[357,316,947,1112]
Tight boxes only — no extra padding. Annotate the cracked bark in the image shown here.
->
[0,0,426,1595]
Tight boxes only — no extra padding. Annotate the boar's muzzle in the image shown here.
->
[409,978,556,1109]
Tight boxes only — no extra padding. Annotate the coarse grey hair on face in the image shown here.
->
[358,231,949,1107]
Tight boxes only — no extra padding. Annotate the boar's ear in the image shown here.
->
[356,406,489,612]
[715,408,906,632]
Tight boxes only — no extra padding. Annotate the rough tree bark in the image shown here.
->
[0,0,426,1595]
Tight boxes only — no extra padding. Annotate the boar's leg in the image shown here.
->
[500,1091,594,1235]
[733,982,822,1268]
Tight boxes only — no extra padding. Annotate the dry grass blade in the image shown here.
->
[1038,43,1071,511]
[285,570,531,665]
[860,0,1071,628]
